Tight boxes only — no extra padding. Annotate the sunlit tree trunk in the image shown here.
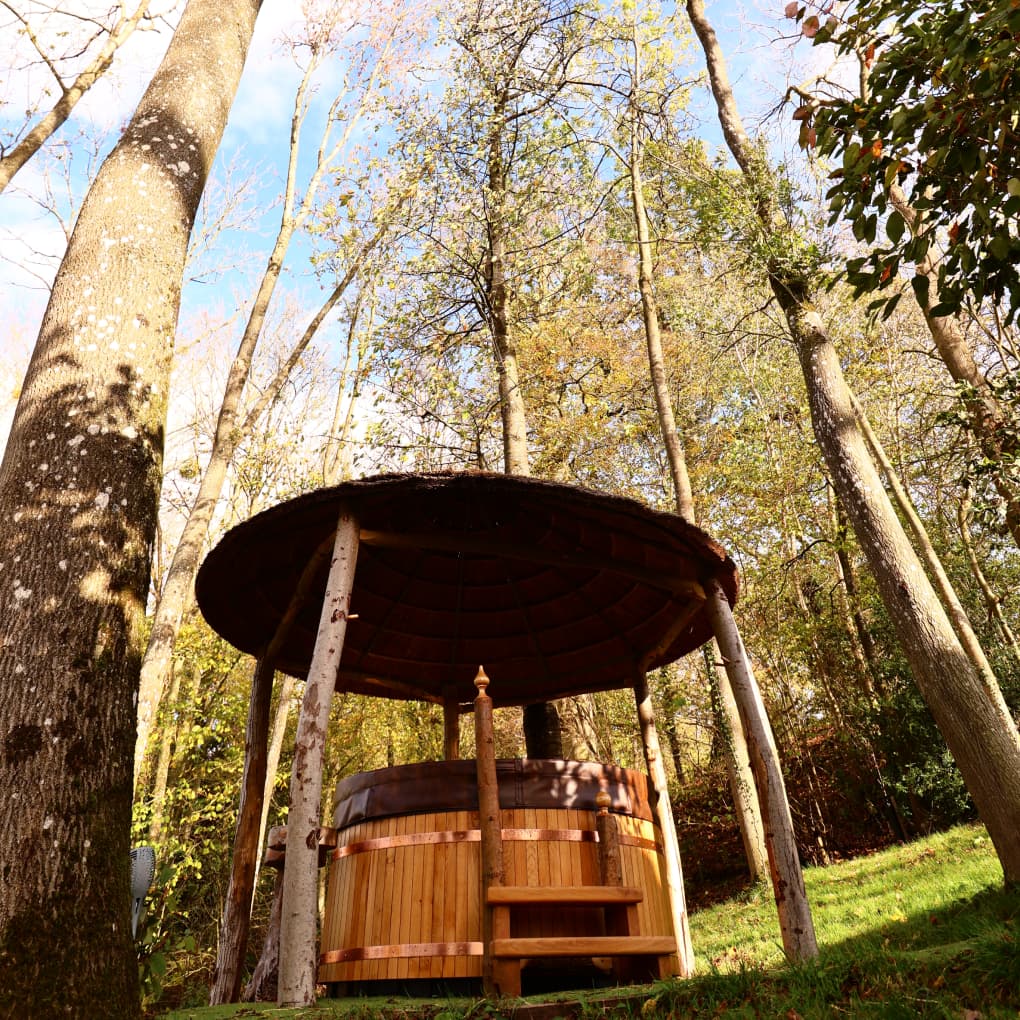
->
[133,29,403,786]
[0,1,261,1014]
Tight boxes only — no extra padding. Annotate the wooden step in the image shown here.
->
[492,936,676,959]
[486,885,643,906]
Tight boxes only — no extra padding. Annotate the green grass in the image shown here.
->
[162,824,1020,1019]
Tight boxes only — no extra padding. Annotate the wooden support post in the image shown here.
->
[209,654,274,1004]
[702,576,818,961]
[278,508,360,1007]
[634,670,694,977]
[443,686,460,761]
[211,533,339,1006]
[474,667,516,997]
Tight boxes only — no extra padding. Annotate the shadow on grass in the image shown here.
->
[655,883,1019,1019]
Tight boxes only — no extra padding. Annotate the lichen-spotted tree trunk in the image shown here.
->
[686,0,1020,883]
[0,2,261,1014]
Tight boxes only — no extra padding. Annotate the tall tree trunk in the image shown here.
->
[781,290,1020,879]
[0,1,260,1014]
[133,65,396,787]
[485,130,531,478]
[687,0,1020,885]
[147,664,186,844]
[626,54,769,887]
[134,266,364,787]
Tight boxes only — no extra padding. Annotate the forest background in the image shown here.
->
[1,0,1018,1012]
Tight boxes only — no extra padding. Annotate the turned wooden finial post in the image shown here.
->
[595,790,623,888]
[474,666,505,996]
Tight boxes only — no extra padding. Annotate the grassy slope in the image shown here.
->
[162,824,1019,1019]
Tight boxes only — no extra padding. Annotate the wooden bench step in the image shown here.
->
[492,936,676,958]
[487,885,643,906]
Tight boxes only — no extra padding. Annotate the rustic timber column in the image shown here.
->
[443,686,460,761]
[278,508,361,1007]
[702,576,818,961]
[211,533,338,1005]
[633,670,694,977]
[473,667,506,996]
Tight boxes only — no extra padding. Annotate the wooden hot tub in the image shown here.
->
[318,758,677,988]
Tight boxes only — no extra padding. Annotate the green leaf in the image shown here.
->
[886,210,905,243]
[988,235,1010,261]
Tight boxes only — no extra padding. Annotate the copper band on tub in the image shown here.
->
[330,827,661,860]
[319,941,484,964]
[331,829,481,859]
[501,827,596,843]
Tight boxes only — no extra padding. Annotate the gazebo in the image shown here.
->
[195,472,801,1006]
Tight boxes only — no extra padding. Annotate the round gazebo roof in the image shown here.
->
[195,472,738,707]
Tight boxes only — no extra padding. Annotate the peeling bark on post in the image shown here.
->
[277,509,360,1007]
[633,671,694,976]
[703,580,818,960]
[212,534,337,1004]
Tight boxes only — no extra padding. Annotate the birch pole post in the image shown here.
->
[211,534,339,1004]
[277,509,360,1007]
[702,578,818,960]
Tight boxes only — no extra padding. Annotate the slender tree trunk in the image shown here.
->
[0,1,158,193]
[780,282,1020,880]
[0,2,260,1014]
[626,58,768,886]
[133,76,396,787]
[147,665,186,844]
[485,131,531,477]
[958,488,1020,668]
[687,0,1020,885]
[850,389,1001,698]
